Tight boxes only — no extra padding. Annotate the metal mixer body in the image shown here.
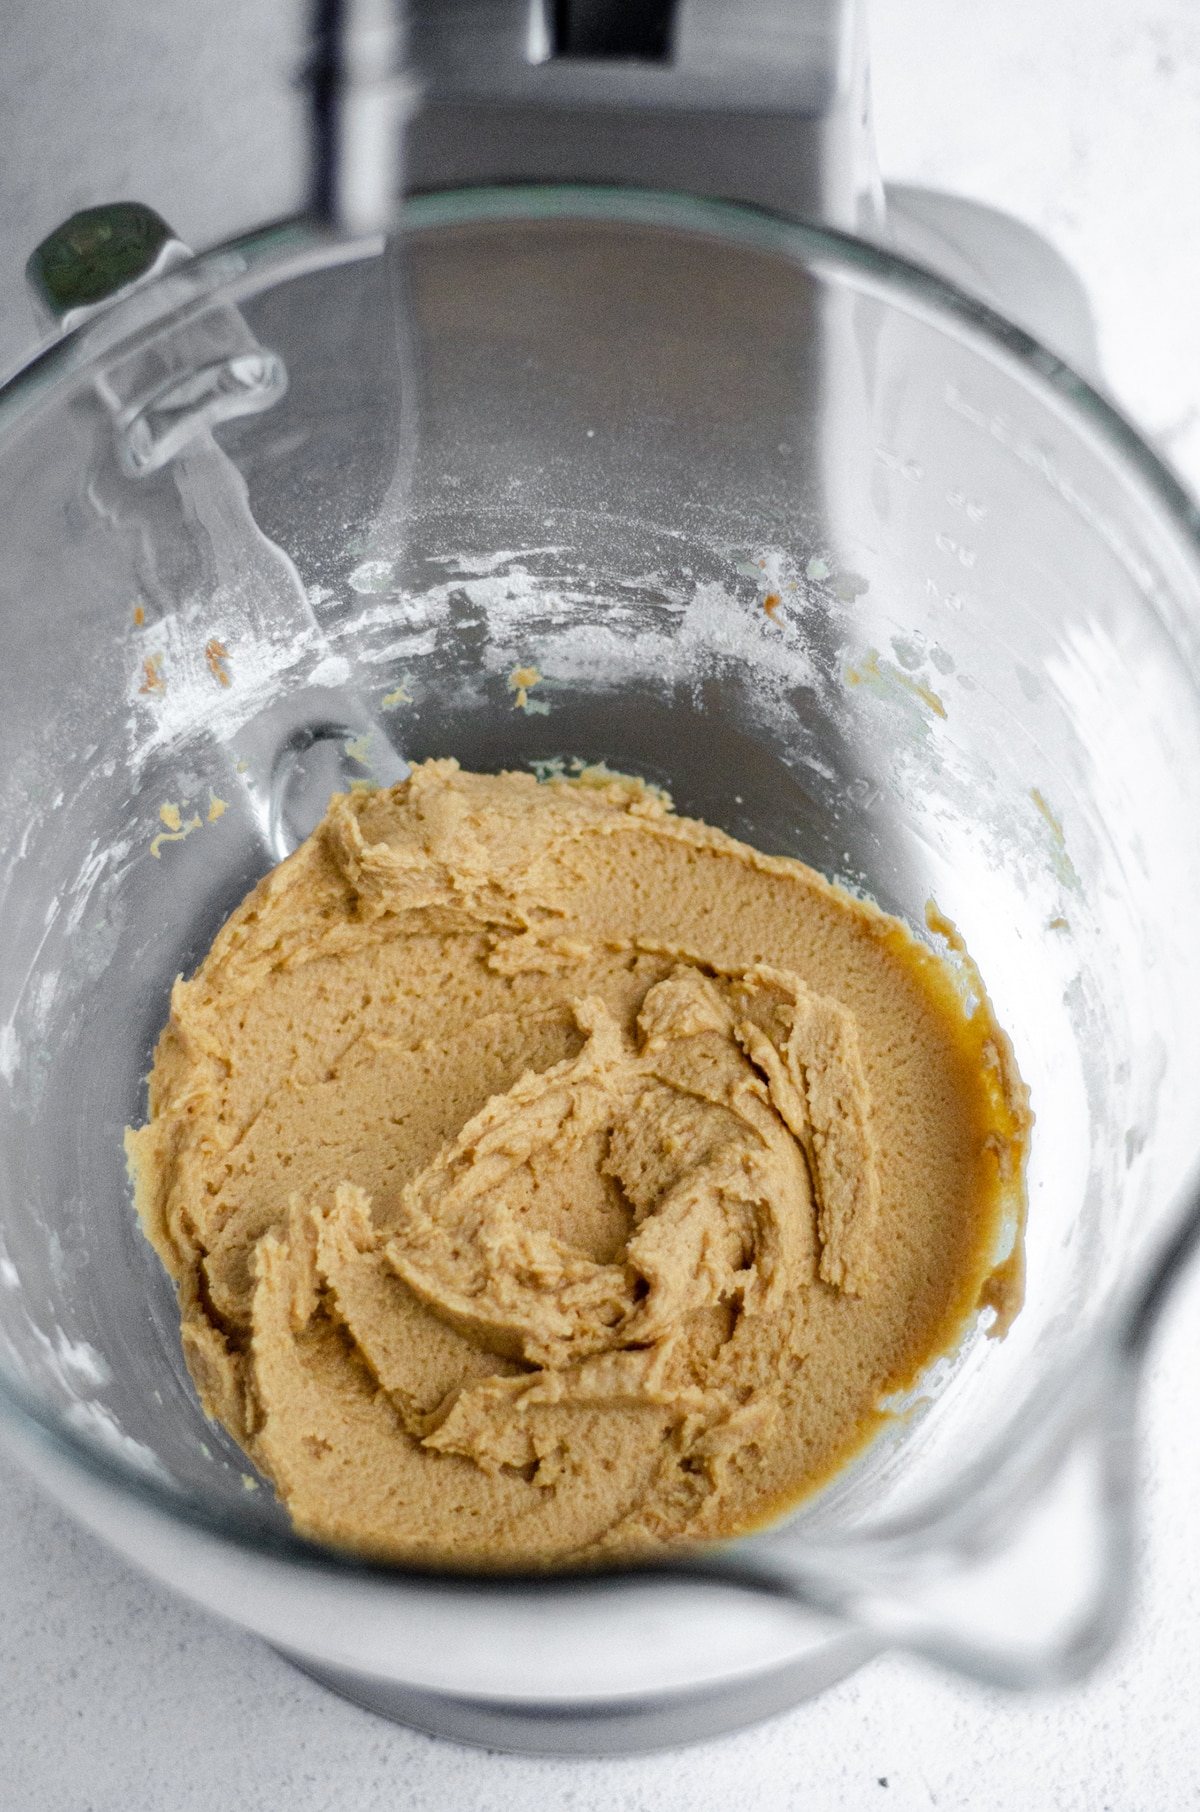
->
[313,0,1096,369]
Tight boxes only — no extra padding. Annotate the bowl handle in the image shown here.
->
[664,1159,1200,1689]
[22,200,407,835]
[25,203,287,477]
[664,1345,1141,1691]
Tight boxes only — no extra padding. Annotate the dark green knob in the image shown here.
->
[25,199,286,472]
[26,202,184,321]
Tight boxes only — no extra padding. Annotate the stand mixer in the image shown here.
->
[2,0,1200,1755]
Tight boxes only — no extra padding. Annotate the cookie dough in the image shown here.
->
[126,760,1029,1566]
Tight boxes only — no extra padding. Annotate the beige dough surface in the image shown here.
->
[126,760,1029,1567]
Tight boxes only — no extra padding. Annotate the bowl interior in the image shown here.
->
[1,192,1199,1556]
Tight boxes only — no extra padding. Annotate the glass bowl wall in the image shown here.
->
[0,190,1198,1620]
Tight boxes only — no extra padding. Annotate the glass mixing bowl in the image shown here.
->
[1,187,1199,1753]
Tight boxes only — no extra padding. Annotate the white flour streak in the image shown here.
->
[64,1400,176,1484]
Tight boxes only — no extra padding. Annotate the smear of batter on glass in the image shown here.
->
[126,760,1029,1568]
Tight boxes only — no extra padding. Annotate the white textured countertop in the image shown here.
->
[4,1,1200,1804]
